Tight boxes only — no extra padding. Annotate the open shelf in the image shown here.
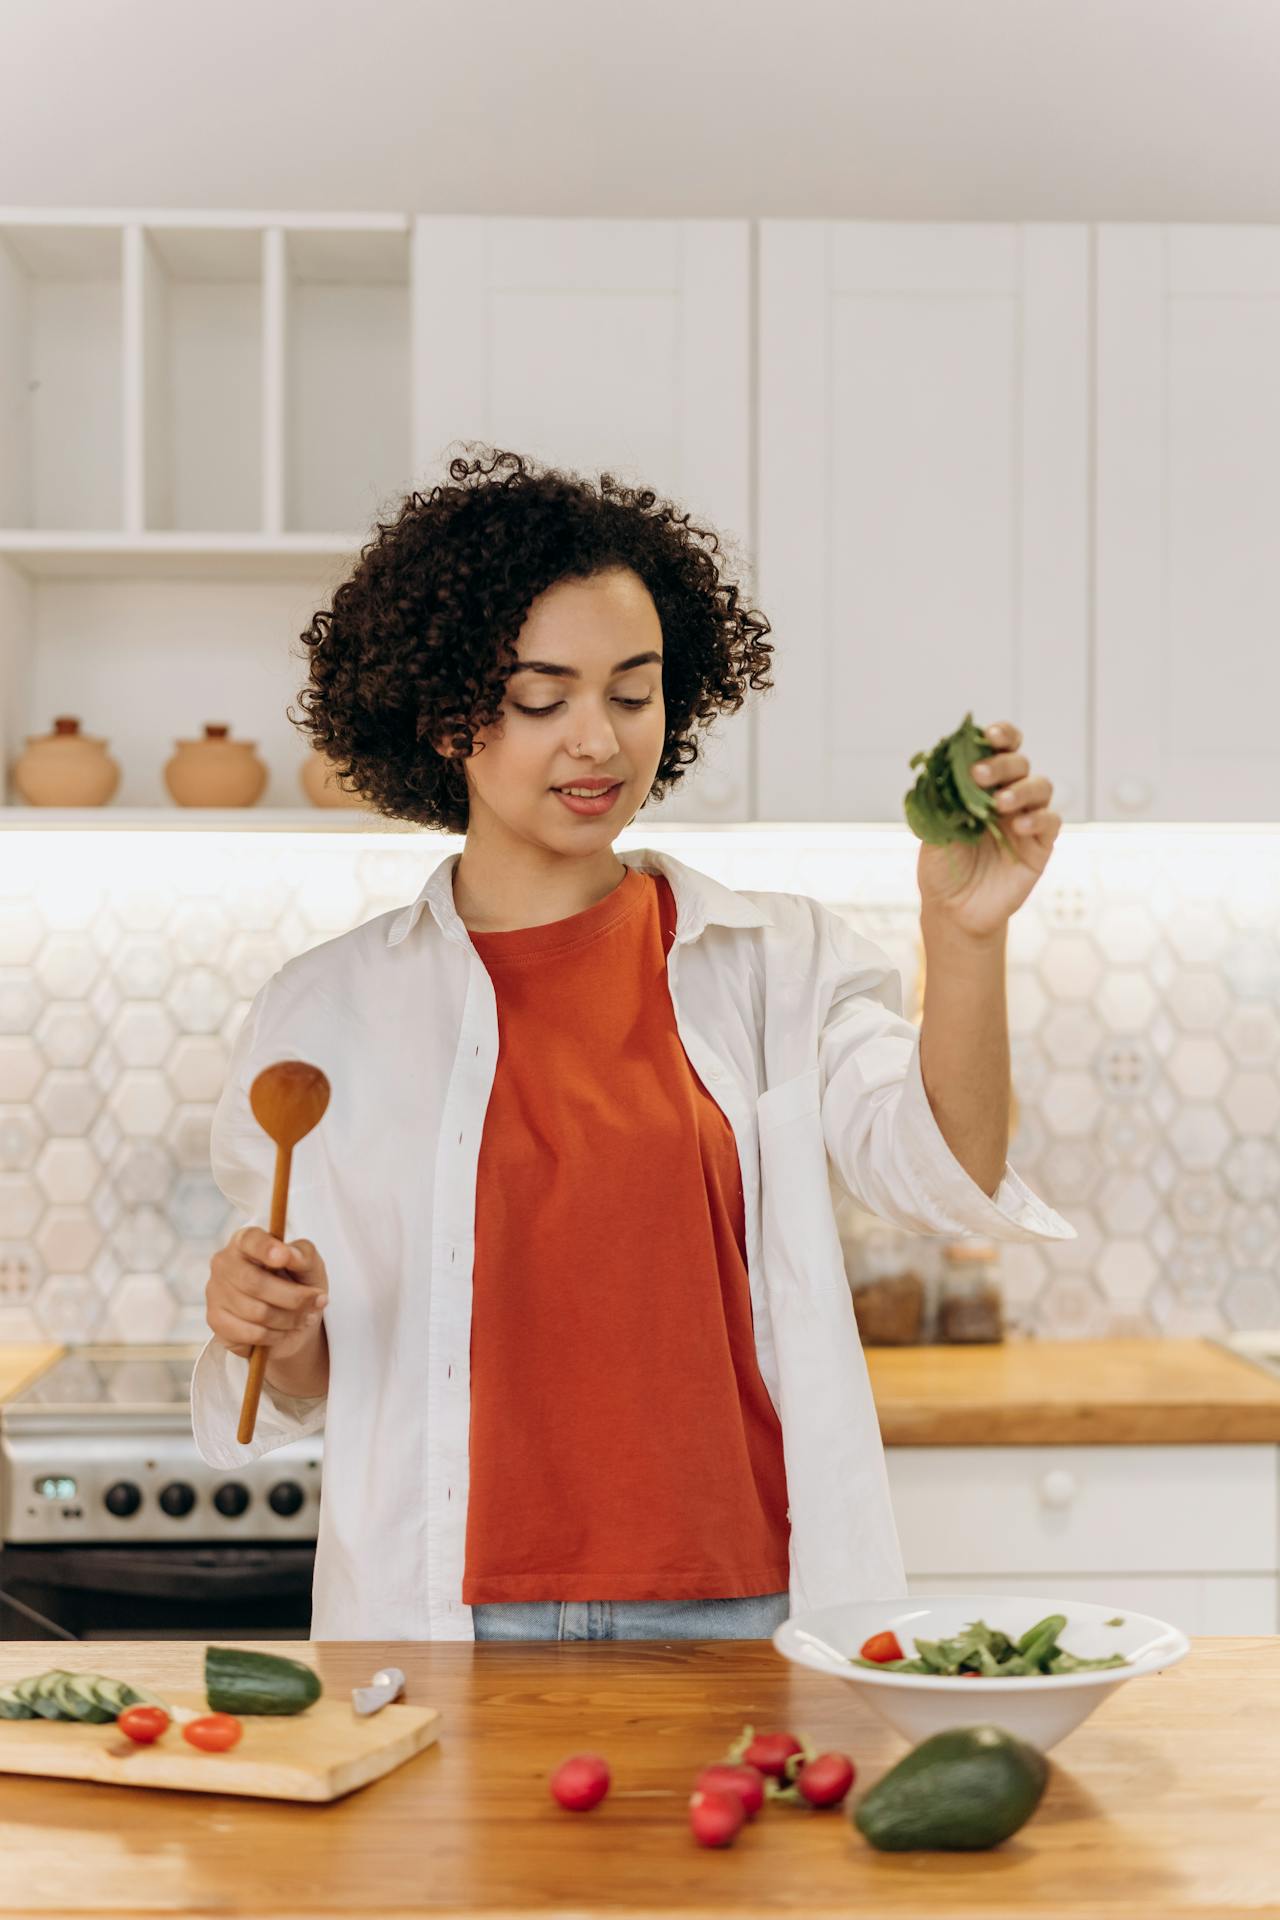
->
[0,532,362,580]
[0,806,421,831]
[0,210,411,544]
[0,223,125,530]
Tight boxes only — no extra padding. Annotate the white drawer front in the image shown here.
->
[908,1573,1279,1637]
[886,1445,1279,1576]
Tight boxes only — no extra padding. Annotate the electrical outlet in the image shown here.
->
[0,1253,38,1303]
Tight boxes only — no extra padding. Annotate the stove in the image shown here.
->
[0,1344,323,1640]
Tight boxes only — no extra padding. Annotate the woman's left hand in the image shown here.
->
[916,721,1061,939]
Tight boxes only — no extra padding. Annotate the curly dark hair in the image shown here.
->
[290,445,774,832]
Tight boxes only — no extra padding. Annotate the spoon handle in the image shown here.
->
[236,1141,293,1444]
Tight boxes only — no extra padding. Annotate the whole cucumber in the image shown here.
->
[205,1645,322,1716]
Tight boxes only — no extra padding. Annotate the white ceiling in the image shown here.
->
[2,0,1278,222]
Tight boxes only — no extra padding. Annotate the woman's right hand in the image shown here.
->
[206,1227,329,1362]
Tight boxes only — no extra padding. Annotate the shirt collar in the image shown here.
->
[385,846,772,949]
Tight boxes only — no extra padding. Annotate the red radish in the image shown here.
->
[693,1762,765,1819]
[742,1730,804,1778]
[689,1786,745,1847]
[550,1753,610,1811]
[859,1630,905,1664]
[795,1751,856,1808]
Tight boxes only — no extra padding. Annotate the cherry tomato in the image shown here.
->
[182,1712,243,1752]
[859,1630,905,1664]
[117,1705,170,1745]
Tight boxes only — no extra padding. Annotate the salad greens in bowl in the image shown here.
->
[774,1595,1191,1751]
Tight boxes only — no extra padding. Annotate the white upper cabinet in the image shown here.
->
[1096,227,1280,822]
[756,223,1090,823]
[0,212,411,549]
[411,217,753,824]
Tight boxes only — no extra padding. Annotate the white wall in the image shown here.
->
[1,0,1278,221]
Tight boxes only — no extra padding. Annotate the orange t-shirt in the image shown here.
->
[462,865,790,1604]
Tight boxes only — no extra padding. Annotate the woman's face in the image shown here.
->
[461,567,667,853]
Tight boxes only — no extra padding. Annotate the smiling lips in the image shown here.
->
[553,780,623,815]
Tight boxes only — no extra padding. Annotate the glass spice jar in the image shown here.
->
[938,1241,1005,1344]
[843,1219,926,1345]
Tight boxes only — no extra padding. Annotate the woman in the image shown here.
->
[193,447,1072,1643]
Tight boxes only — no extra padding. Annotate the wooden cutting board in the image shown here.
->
[0,1690,442,1802]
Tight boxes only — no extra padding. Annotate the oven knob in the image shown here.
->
[268,1480,305,1517]
[104,1480,142,1518]
[214,1482,251,1518]
[158,1481,196,1518]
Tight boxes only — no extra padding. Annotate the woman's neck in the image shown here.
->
[452,833,630,933]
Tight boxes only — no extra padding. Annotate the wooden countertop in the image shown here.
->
[0,1636,1274,1918]
[4,1338,1278,1443]
[868,1337,1280,1445]
[0,1346,62,1406]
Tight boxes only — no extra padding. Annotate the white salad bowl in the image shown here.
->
[773,1593,1191,1752]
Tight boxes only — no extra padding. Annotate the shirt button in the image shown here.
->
[707,1063,723,1081]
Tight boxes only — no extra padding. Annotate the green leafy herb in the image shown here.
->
[903,712,1012,854]
[850,1614,1129,1679]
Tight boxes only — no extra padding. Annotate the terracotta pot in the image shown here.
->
[13,716,121,807]
[300,749,366,810]
[164,724,268,808]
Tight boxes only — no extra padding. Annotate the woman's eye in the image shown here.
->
[512,697,654,717]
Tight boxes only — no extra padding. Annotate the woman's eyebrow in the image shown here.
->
[509,650,663,679]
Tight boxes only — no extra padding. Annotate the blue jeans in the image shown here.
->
[471,1591,791,1642]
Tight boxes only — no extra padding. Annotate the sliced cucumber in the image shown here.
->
[62,1675,115,1724]
[88,1676,135,1716]
[121,1682,169,1710]
[2,1669,172,1722]
[30,1670,73,1719]
[51,1673,85,1720]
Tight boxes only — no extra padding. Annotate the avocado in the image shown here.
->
[853,1724,1049,1851]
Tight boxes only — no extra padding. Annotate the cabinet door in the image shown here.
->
[908,1573,1277,1636]
[411,218,752,823]
[1097,227,1280,821]
[757,223,1089,822]
[886,1443,1278,1576]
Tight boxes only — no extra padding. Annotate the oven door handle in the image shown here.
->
[0,1544,315,1602]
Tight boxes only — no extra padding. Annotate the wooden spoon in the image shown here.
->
[236,1060,331,1445]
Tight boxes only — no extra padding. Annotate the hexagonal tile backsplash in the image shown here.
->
[0,824,1278,1346]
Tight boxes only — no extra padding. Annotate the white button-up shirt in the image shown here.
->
[190,847,1072,1639]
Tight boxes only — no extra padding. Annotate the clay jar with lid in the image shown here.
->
[13,716,121,806]
[164,724,268,807]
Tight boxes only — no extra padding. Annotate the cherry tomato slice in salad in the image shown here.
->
[859,1630,906,1664]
